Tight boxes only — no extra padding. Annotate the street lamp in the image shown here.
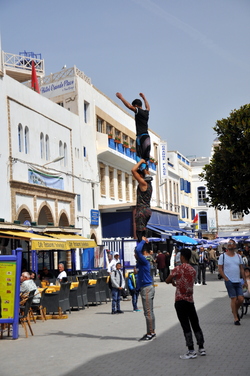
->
[42,156,64,167]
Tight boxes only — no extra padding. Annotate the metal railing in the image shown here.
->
[3,51,44,73]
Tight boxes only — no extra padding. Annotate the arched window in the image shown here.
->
[40,133,44,159]
[45,135,50,161]
[24,126,29,154]
[63,142,67,166]
[197,186,206,206]
[18,123,23,152]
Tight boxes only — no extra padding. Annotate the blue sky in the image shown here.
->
[1,0,250,157]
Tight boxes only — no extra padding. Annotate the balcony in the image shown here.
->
[3,51,44,83]
[96,133,157,174]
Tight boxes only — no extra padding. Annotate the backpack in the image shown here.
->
[108,271,117,289]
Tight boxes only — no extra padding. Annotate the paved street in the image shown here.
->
[1,272,249,376]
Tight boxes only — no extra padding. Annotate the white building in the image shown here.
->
[190,140,250,237]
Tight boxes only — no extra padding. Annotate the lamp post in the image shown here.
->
[42,156,64,167]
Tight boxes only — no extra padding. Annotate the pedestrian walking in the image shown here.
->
[218,239,247,325]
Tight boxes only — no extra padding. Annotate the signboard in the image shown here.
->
[0,261,16,319]
[159,142,168,183]
[90,209,99,226]
[40,78,75,98]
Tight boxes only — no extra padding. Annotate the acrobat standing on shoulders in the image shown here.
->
[116,92,151,178]
[132,159,152,242]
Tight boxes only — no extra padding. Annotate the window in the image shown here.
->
[57,102,64,107]
[231,211,243,221]
[130,138,135,149]
[96,117,103,133]
[181,205,185,218]
[77,194,81,211]
[45,135,50,161]
[84,101,89,123]
[132,178,137,201]
[106,123,112,136]
[109,167,114,198]
[18,123,23,152]
[92,183,95,208]
[180,178,184,191]
[117,170,122,200]
[191,208,195,220]
[59,141,63,157]
[40,133,44,159]
[24,126,29,154]
[64,143,67,166]
[186,207,189,219]
[199,211,208,230]
[83,146,86,158]
[99,163,106,196]
[197,187,206,206]
[125,174,130,201]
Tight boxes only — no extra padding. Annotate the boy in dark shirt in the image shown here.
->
[116,92,151,177]
[166,248,206,359]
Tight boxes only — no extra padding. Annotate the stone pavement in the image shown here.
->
[1,272,249,376]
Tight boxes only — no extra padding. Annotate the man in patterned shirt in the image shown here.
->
[166,248,206,359]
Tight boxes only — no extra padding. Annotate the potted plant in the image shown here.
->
[149,157,155,163]
[130,146,136,152]
[114,136,121,143]
[123,141,129,148]
[108,133,113,139]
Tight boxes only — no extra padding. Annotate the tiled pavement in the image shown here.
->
[1,272,249,376]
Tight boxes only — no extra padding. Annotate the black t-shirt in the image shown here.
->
[135,108,149,136]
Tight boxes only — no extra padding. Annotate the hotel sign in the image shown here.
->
[40,78,75,98]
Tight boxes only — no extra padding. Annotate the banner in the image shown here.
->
[159,142,168,183]
[28,169,64,190]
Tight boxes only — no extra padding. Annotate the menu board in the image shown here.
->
[0,261,16,319]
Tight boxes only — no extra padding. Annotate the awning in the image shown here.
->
[147,224,172,237]
[0,230,67,250]
[45,233,97,249]
[172,235,198,245]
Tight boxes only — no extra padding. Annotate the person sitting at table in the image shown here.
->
[40,267,54,282]
[29,271,36,280]
[57,263,67,282]
[20,272,41,304]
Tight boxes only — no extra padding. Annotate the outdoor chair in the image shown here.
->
[99,277,108,303]
[19,291,35,338]
[81,279,89,308]
[31,288,47,322]
[69,281,84,310]
[87,278,101,305]
[43,283,71,315]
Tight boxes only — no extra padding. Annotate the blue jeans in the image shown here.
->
[112,288,121,312]
[130,291,139,310]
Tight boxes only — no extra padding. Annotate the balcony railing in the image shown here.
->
[3,52,44,74]
[108,138,157,170]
